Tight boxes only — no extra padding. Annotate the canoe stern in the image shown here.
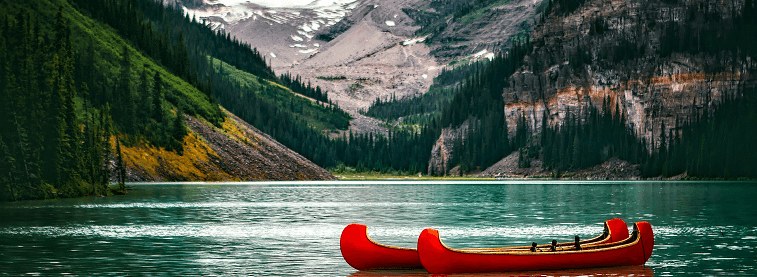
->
[606,218,630,243]
[340,223,421,270]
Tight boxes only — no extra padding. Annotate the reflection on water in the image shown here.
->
[348,266,654,276]
[0,181,755,276]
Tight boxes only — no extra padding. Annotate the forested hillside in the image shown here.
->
[368,0,757,178]
[0,0,223,200]
[0,0,337,201]
[68,0,443,171]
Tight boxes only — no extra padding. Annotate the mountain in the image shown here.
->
[0,0,335,201]
[182,0,757,179]
[424,0,757,178]
[180,0,544,134]
[3,0,754,199]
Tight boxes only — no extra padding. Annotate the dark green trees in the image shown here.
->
[0,9,109,200]
[279,72,330,103]
[643,88,757,178]
[0,4,192,201]
[537,98,646,173]
[152,72,164,123]
[443,39,532,173]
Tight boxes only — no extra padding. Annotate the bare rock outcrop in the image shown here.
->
[120,110,334,181]
[480,152,548,178]
[427,121,470,176]
[480,153,640,180]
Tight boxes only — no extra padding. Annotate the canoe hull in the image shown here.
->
[418,222,654,274]
[340,224,422,270]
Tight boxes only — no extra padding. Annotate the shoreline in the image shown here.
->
[122,179,757,185]
[331,172,757,182]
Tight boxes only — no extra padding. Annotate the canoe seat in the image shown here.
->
[575,235,581,250]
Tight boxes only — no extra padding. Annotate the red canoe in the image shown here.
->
[340,224,422,270]
[340,218,629,271]
[417,221,654,274]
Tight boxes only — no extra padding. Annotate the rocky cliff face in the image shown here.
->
[402,0,545,61]
[502,0,751,147]
[430,0,755,176]
[118,110,334,181]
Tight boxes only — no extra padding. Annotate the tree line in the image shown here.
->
[442,38,533,173]
[643,86,757,178]
[364,61,485,122]
[531,98,648,174]
[279,72,330,103]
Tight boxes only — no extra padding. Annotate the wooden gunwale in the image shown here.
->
[435,223,642,256]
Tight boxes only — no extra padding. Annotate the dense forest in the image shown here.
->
[533,99,648,173]
[444,39,533,172]
[642,86,757,178]
[0,0,213,200]
[2,10,108,200]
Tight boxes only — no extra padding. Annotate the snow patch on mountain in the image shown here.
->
[184,0,358,55]
[208,0,355,9]
[472,49,496,61]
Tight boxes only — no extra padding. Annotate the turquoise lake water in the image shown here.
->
[1,181,756,276]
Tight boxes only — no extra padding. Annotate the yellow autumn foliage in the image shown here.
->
[114,131,238,181]
[220,116,258,148]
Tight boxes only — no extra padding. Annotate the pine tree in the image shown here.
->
[115,137,126,194]
[152,72,163,123]
[138,68,151,121]
[171,109,187,154]
[0,136,16,201]
[117,46,136,134]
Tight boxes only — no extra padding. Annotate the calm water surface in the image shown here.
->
[1,181,756,276]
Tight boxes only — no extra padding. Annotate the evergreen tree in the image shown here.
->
[171,109,187,154]
[138,69,151,120]
[116,46,136,134]
[152,72,164,123]
[115,137,126,194]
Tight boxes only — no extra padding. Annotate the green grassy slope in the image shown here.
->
[4,0,223,124]
[211,58,350,130]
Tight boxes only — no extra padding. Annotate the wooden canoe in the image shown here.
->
[339,218,629,271]
[417,221,654,274]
